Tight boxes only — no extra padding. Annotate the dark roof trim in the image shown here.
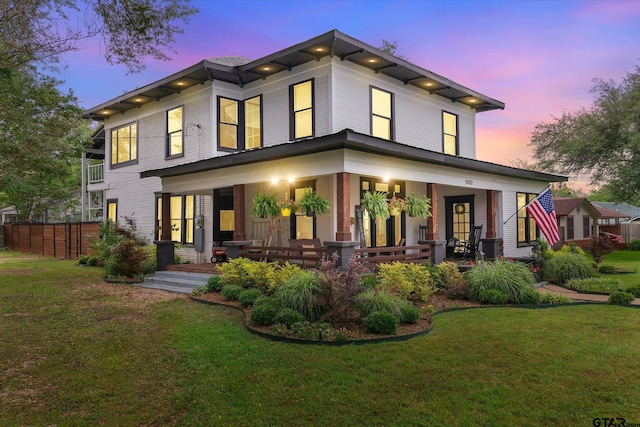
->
[140,129,567,183]
[84,29,504,120]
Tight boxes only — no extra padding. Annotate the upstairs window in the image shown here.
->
[517,192,538,245]
[110,122,137,167]
[166,106,183,158]
[290,79,314,140]
[371,87,393,140]
[443,111,458,155]
[218,96,262,151]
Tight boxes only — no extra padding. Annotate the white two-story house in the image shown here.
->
[82,29,566,266]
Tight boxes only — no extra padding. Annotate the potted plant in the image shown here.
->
[406,193,432,218]
[278,192,299,217]
[361,190,390,220]
[388,196,408,216]
[298,187,330,217]
[252,192,280,218]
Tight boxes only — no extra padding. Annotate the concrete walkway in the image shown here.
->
[538,282,640,305]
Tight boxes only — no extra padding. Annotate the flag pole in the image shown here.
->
[503,187,551,225]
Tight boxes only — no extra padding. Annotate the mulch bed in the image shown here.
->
[191,290,484,343]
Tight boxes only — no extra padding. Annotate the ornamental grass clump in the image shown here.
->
[465,259,538,305]
[275,270,323,322]
[357,289,404,321]
[542,250,594,284]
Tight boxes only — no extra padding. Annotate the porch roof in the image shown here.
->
[83,29,504,120]
[140,129,567,183]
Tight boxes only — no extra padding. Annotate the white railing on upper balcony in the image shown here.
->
[88,162,104,184]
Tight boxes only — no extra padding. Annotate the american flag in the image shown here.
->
[526,188,559,245]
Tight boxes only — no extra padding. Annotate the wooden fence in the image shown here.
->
[3,222,100,259]
[621,223,640,243]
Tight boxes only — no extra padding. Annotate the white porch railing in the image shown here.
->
[88,162,104,184]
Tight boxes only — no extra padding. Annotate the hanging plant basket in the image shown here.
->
[361,190,390,220]
[281,208,292,217]
[298,188,330,217]
[252,192,280,219]
[406,193,432,218]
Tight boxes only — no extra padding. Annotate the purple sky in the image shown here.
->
[57,0,640,177]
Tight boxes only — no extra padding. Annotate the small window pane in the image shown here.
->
[220,210,235,231]
[245,96,261,149]
[374,183,389,192]
[169,131,182,156]
[295,110,312,139]
[294,81,312,110]
[219,123,238,149]
[168,107,182,133]
[220,99,238,124]
[372,116,391,139]
[372,88,391,117]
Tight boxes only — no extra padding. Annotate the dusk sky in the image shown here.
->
[57,0,640,181]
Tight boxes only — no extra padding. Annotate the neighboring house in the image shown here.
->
[592,202,640,224]
[553,197,602,245]
[81,29,566,264]
[0,206,19,224]
[591,203,630,236]
[0,204,81,224]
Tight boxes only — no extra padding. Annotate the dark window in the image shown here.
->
[567,216,575,240]
[583,216,590,238]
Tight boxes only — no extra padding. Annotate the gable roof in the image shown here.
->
[553,197,600,217]
[592,204,630,219]
[83,29,505,120]
[592,202,640,219]
[141,128,567,183]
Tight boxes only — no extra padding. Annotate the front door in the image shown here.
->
[445,195,475,247]
[213,187,234,244]
[360,177,405,247]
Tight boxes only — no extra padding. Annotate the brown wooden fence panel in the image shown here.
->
[30,223,44,255]
[3,222,100,259]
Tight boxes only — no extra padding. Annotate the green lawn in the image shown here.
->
[2,252,640,426]
[599,250,640,289]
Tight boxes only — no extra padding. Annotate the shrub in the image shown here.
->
[422,262,444,289]
[626,285,640,297]
[539,292,572,304]
[445,279,469,300]
[221,284,243,301]
[274,308,306,327]
[78,255,89,265]
[218,258,261,289]
[519,288,542,304]
[478,288,508,305]
[465,259,537,304]
[206,275,224,292]
[363,311,399,335]
[565,277,620,294]
[239,288,263,307]
[360,273,380,291]
[90,216,149,276]
[399,301,420,324]
[378,262,436,302]
[288,321,337,340]
[275,270,322,322]
[139,257,156,275]
[250,297,280,325]
[627,238,640,251]
[269,262,303,293]
[104,238,148,278]
[608,291,635,305]
[598,265,617,274]
[438,261,465,289]
[357,289,405,321]
[542,251,593,284]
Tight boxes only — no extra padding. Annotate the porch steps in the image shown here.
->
[141,271,214,294]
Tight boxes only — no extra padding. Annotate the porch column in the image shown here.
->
[481,189,503,259]
[233,184,247,241]
[421,183,445,264]
[426,183,439,240]
[335,172,352,241]
[486,190,497,238]
[156,192,175,271]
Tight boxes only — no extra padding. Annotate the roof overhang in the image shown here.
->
[83,29,504,120]
[140,129,567,184]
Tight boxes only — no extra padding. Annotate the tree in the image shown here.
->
[0,66,92,218]
[529,66,640,205]
[379,39,408,60]
[0,0,198,73]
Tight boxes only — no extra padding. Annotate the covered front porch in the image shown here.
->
[141,129,564,269]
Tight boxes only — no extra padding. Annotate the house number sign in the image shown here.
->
[465,179,474,186]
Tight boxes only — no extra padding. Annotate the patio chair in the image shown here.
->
[461,225,483,259]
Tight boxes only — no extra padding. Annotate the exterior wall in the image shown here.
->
[331,59,477,157]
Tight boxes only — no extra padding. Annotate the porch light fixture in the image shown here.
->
[271,178,279,185]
